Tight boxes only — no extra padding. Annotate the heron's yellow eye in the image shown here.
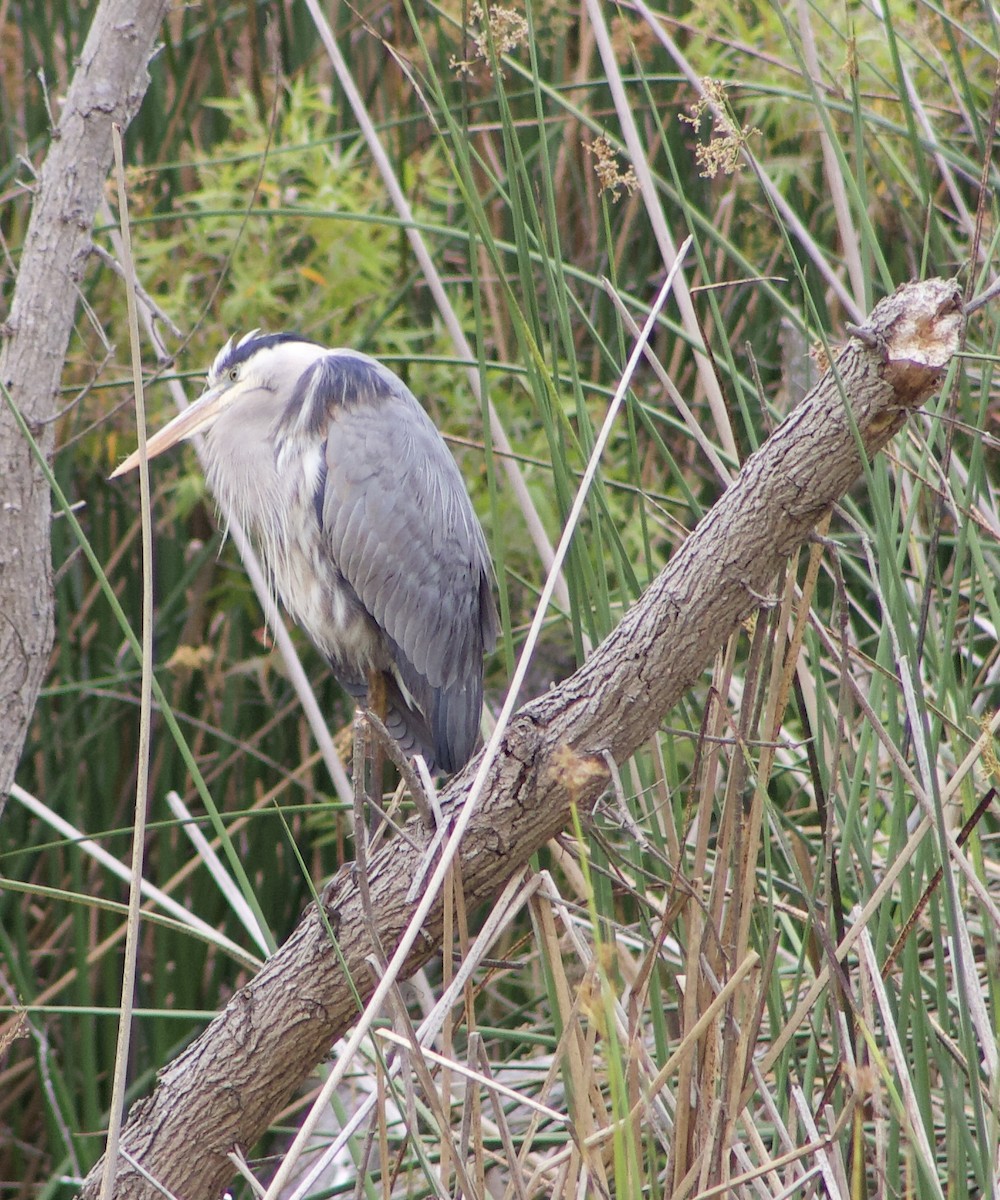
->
[228,366,240,382]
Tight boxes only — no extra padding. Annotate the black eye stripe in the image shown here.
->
[215,332,319,377]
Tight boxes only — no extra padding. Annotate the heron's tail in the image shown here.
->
[426,678,483,776]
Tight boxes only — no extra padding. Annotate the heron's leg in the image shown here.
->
[367,668,388,724]
[351,710,372,846]
[364,669,387,829]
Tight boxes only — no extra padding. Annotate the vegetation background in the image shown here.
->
[1,0,998,1196]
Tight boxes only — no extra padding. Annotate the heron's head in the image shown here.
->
[110,331,325,478]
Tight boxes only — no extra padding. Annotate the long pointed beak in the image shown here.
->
[110,385,226,479]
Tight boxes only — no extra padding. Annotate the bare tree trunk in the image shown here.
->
[0,0,170,803]
[76,279,964,1199]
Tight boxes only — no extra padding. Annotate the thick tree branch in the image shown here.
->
[78,278,964,1199]
[0,0,170,803]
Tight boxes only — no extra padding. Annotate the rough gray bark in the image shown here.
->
[0,0,170,803]
[77,278,964,1199]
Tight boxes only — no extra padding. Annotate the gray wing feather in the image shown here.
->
[316,352,497,769]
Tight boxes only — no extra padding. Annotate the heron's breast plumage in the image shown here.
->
[204,400,390,684]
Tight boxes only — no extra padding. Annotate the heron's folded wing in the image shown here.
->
[313,351,497,695]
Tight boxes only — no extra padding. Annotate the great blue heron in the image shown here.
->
[112,331,498,773]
